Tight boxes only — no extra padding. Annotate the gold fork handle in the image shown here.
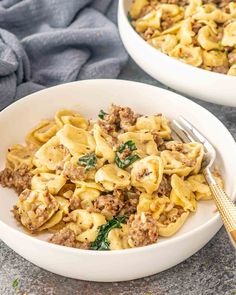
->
[204,169,236,248]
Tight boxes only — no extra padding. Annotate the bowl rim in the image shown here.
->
[0,79,235,256]
[118,0,236,81]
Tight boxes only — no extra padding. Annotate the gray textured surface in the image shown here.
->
[0,58,236,295]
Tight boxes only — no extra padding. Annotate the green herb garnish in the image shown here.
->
[165,137,173,142]
[12,278,19,289]
[78,153,97,171]
[127,12,132,23]
[115,140,140,169]
[90,216,127,250]
[118,140,137,153]
[98,109,108,120]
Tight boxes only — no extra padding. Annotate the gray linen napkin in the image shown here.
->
[0,0,128,110]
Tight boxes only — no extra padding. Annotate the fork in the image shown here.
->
[172,117,236,248]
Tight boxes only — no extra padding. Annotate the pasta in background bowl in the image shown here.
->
[118,0,236,107]
[0,80,235,281]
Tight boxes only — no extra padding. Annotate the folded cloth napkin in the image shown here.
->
[0,0,128,110]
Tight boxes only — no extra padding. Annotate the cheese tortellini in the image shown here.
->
[130,0,236,75]
[131,156,163,194]
[1,104,223,251]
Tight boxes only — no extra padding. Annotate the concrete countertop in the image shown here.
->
[0,59,236,295]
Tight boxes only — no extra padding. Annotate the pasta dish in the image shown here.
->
[0,105,223,250]
[129,0,236,75]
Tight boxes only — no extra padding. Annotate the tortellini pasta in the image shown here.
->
[67,209,106,242]
[170,174,197,211]
[1,105,224,250]
[72,182,102,210]
[55,109,88,129]
[93,124,115,163]
[31,173,67,195]
[118,131,158,157]
[6,144,34,170]
[34,136,70,171]
[57,124,95,156]
[169,44,203,67]
[95,164,130,190]
[158,211,190,237]
[137,193,170,220]
[26,120,58,148]
[108,224,130,250]
[148,34,178,54]
[13,189,59,231]
[161,142,204,176]
[135,115,171,139]
[222,21,236,47]
[130,0,236,75]
[131,156,163,194]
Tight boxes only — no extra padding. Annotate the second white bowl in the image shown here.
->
[118,0,236,107]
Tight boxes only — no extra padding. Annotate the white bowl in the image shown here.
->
[118,0,236,107]
[0,80,235,282]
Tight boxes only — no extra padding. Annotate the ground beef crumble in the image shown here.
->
[228,51,236,66]
[63,163,86,181]
[0,164,32,194]
[49,227,90,249]
[121,190,140,217]
[152,131,166,150]
[159,206,185,225]
[127,212,158,247]
[160,0,189,4]
[157,175,172,197]
[94,189,125,218]
[98,104,139,134]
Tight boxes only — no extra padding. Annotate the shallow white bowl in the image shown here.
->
[0,80,235,282]
[118,0,236,107]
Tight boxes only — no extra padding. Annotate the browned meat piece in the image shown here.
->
[182,158,196,167]
[160,0,188,5]
[165,141,184,152]
[152,131,166,150]
[127,213,158,247]
[98,104,139,133]
[192,23,204,34]
[13,189,59,232]
[122,192,139,216]
[94,189,124,219]
[161,206,185,225]
[161,17,173,31]
[0,164,32,194]
[212,65,229,74]
[49,227,91,249]
[157,176,172,197]
[69,196,81,211]
[142,27,155,40]
[49,227,77,248]
[228,51,236,66]
[63,163,86,181]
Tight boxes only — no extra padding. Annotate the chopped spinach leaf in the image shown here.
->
[115,140,140,169]
[115,154,140,169]
[118,140,137,153]
[165,137,173,142]
[12,278,19,289]
[98,109,108,120]
[78,153,97,171]
[127,12,132,23]
[90,216,127,250]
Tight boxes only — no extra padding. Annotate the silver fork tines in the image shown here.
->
[171,116,236,249]
[172,118,216,168]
